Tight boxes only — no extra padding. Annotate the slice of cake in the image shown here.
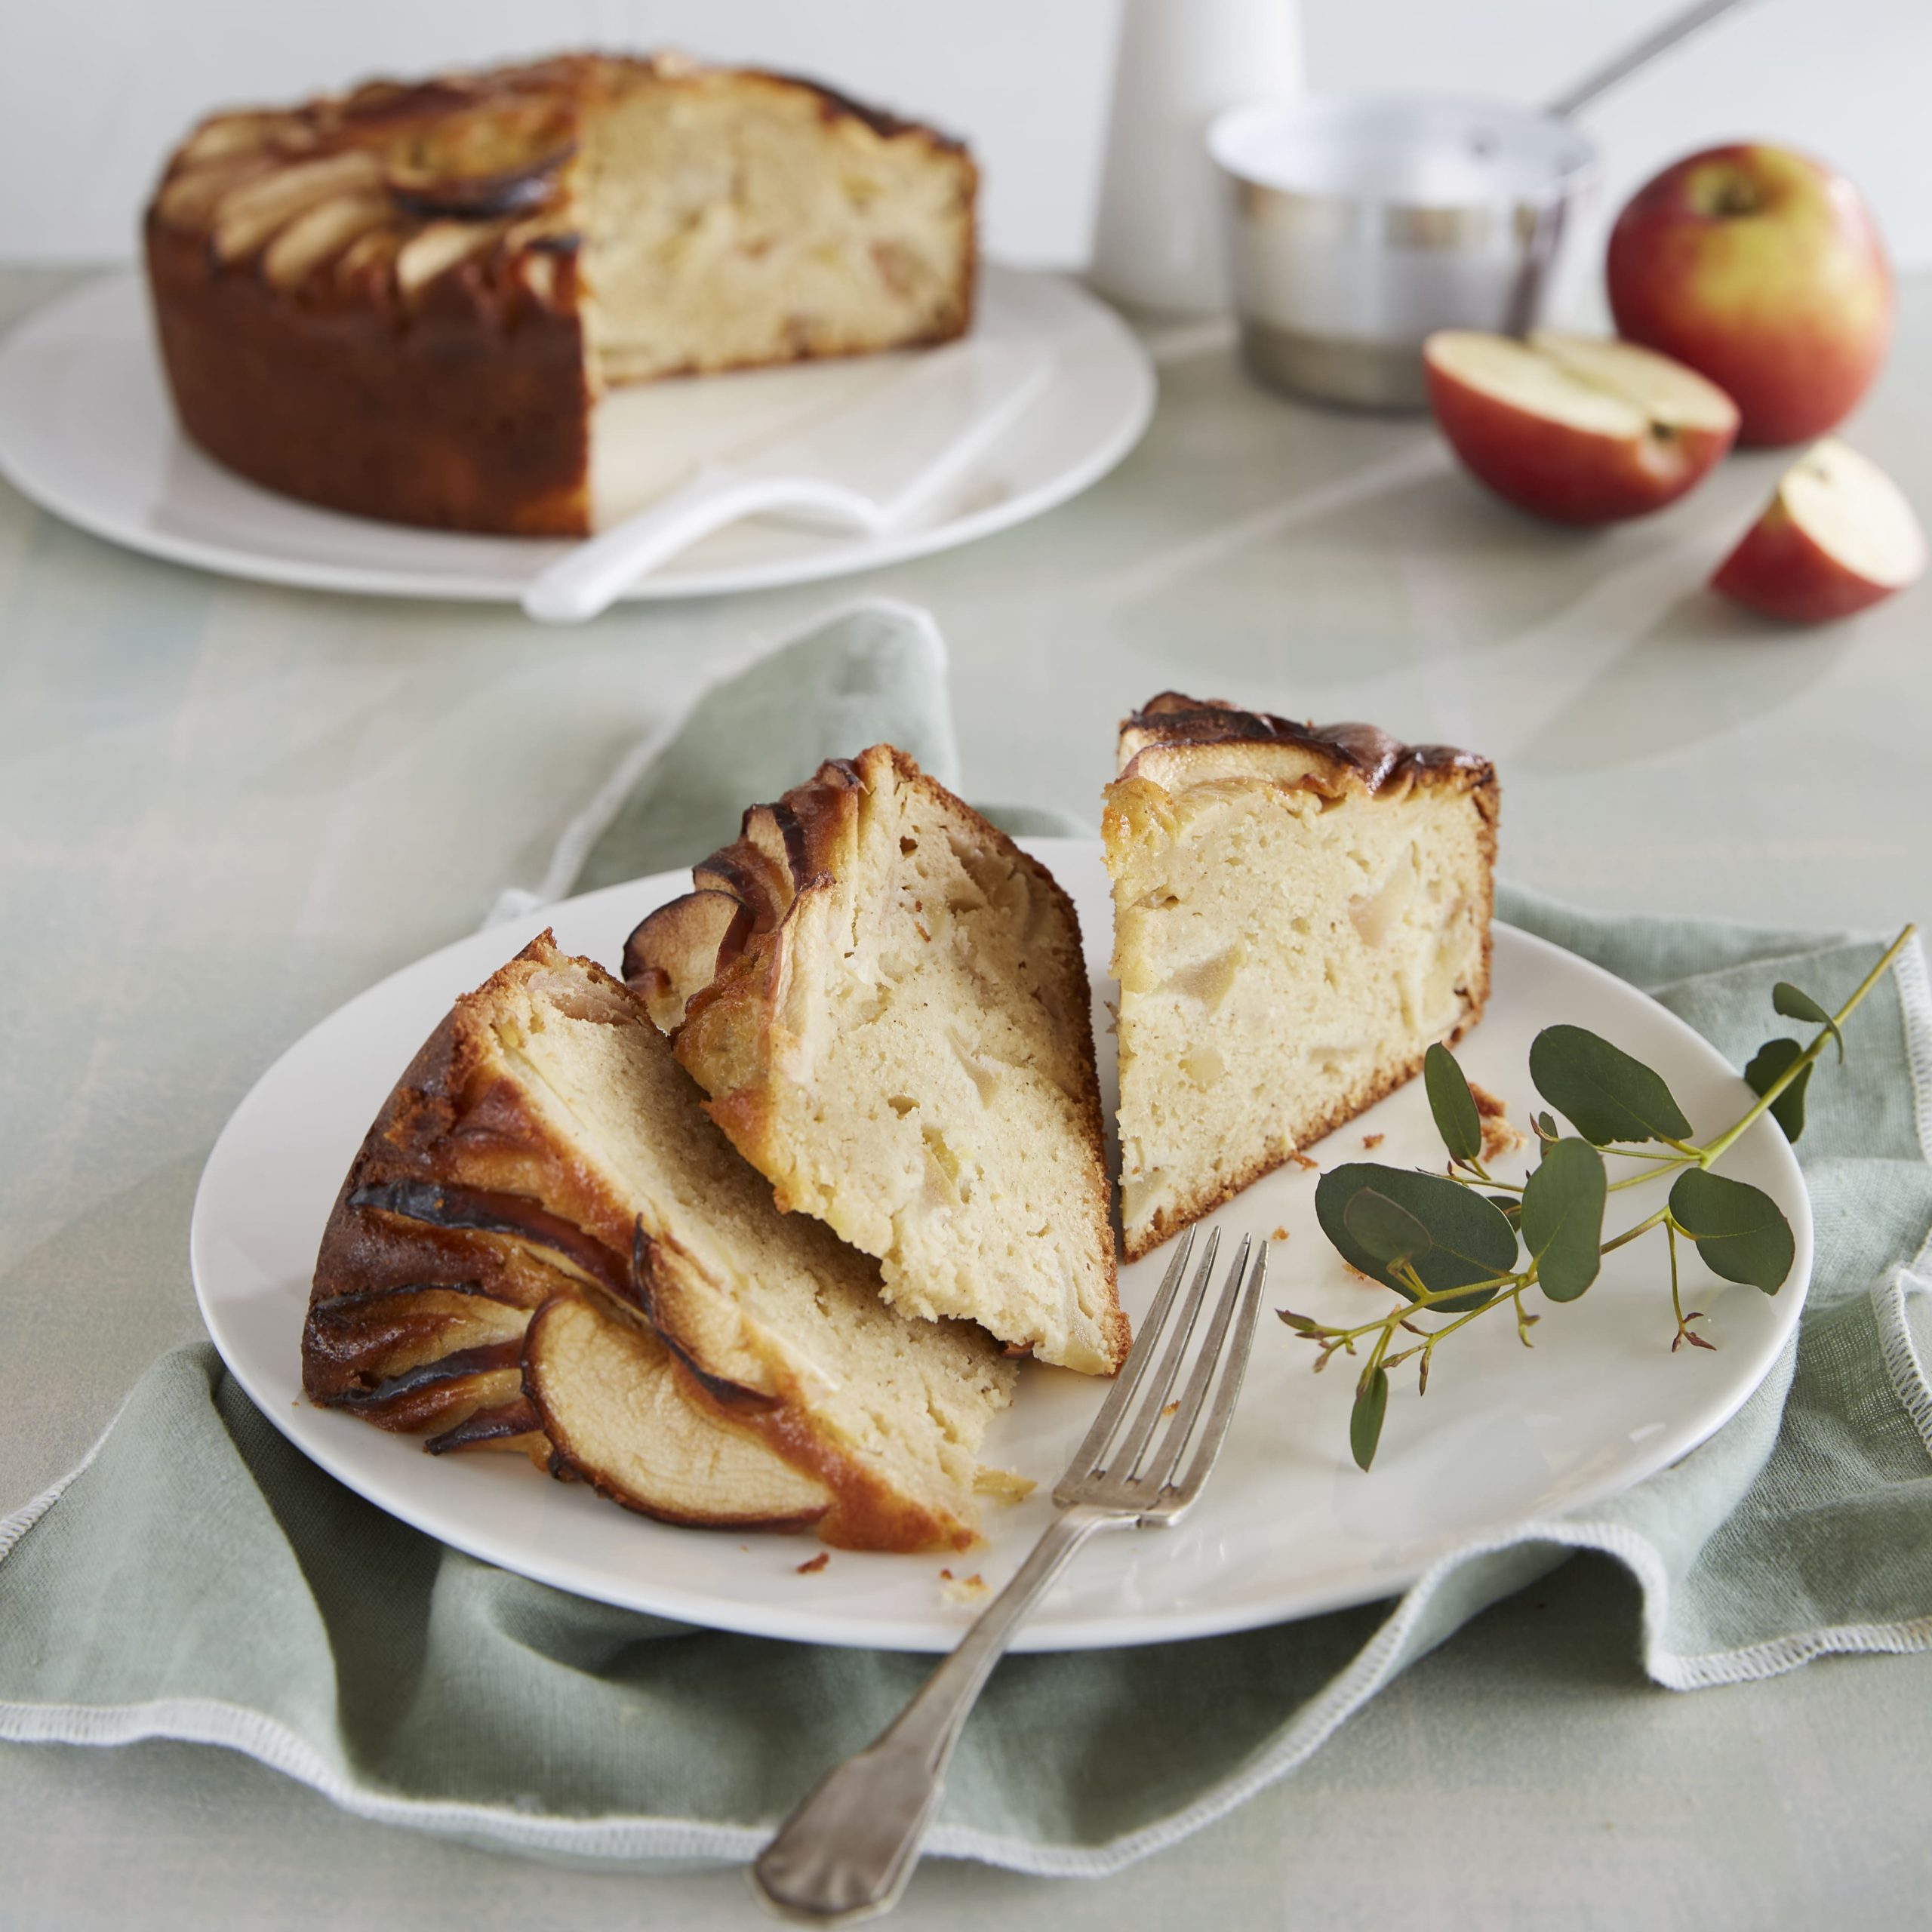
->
[146,54,977,534]
[624,747,1128,1376]
[1104,694,1499,1260]
[303,933,1016,1553]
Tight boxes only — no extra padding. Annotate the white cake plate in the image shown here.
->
[0,267,1154,603]
[190,841,1812,1653]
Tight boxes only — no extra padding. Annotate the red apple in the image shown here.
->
[1423,329,1739,524]
[1607,145,1893,447]
[1712,438,1924,623]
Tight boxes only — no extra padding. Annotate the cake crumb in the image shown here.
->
[1161,1400,1180,1418]
[795,1552,829,1575]
[1287,1149,1319,1172]
[1362,1133,1384,1150]
[940,1571,990,1606]
[973,1466,1036,1503]
[1469,1081,1527,1160]
[1271,1226,1290,1243]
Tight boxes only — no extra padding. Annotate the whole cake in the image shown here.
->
[1104,694,1499,1260]
[303,934,1017,1553]
[624,746,1128,1376]
[145,53,977,534]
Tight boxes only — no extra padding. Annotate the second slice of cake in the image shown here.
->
[625,746,1128,1375]
[1105,693,1499,1260]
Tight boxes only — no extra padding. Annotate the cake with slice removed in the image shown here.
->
[145,52,977,534]
[303,932,1016,1552]
[624,746,1128,1375]
[1104,694,1499,1260]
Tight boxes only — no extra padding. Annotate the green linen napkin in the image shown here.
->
[488,597,1087,924]
[4,604,1930,1877]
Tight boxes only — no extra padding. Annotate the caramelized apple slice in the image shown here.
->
[524,1295,829,1529]
[384,99,574,219]
[623,890,752,1032]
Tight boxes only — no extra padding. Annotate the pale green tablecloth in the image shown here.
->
[2,606,1928,1875]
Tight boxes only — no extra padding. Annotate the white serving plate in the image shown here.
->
[190,841,1810,1651]
[0,267,1152,603]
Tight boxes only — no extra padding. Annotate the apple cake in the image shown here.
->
[1104,694,1499,1260]
[624,746,1128,1376]
[145,53,977,534]
[303,933,1017,1553]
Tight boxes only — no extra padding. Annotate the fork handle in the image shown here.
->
[751,1503,1114,1924]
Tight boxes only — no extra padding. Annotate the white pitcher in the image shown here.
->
[1089,0,1305,313]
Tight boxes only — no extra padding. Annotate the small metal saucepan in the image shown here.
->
[1208,0,1750,409]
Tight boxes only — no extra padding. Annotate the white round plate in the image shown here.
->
[0,268,1152,603]
[191,841,1810,1651]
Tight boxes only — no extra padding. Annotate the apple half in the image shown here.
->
[1713,438,1926,623]
[1423,330,1740,524]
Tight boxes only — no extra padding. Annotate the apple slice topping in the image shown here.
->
[1713,438,1926,623]
[383,100,574,220]
[1424,330,1739,524]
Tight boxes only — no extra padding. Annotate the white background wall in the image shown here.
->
[2,0,1927,292]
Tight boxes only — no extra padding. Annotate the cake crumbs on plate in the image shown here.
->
[1468,1081,1527,1159]
[973,1466,1035,1503]
[1361,1133,1384,1150]
[1287,1149,1319,1171]
[1271,1226,1290,1243]
[795,1552,829,1575]
[1161,1400,1180,1417]
[940,1569,989,1605]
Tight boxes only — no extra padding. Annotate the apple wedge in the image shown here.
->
[1424,330,1740,524]
[1713,438,1926,623]
[523,1292,830,1530]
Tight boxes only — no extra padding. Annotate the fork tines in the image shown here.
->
[1054,1224,1266,1521]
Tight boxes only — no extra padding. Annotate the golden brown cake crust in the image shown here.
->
[144,54,976,536]
[626,747,1128,1372]
[1109,694,1500,1261]
[303,933,991,1552]
[1118,691,1497,798]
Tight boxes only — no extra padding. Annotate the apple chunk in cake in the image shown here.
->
[625,746,1127,1375]
[1104,694,1498,1260]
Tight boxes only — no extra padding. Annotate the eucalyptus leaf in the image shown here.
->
[1487,1194,1523,1228]
[1350,1365,1389,1472]
[1423,1042,1484,1165]
[1343,1189,1432,1269]
[1529,1024,1694,1146]
[1773,981,1844,1062]
[1520,1138,1607,1302]
[1315,1163,1518,1312]
[1669,1168,1795,1292]
[1744,1037,1812,1143]
[1534,1110,1561,1143]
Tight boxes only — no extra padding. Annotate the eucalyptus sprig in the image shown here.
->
[1280,924,1917,1470]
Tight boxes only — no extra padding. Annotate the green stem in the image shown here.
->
[1607,1152,1697,1193]
[1700,924,1916,1166]
[1600,1206,1669,1255]
[1667,1217,1685,1334]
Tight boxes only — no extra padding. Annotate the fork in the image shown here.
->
[750,1225,1267,1924]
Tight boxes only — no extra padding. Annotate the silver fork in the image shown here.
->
[751,1226,1267,1925]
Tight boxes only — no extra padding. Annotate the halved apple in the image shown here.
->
[1712,438,1926,623]
[1423,330,1740,524]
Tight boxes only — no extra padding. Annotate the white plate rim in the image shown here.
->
[0,267,1155,604]
[189,841,1813,1652]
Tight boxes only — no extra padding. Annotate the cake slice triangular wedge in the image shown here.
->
[1104,694,1499,1260]
[625,746,1128,1375]
[303,933,1017,1552]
